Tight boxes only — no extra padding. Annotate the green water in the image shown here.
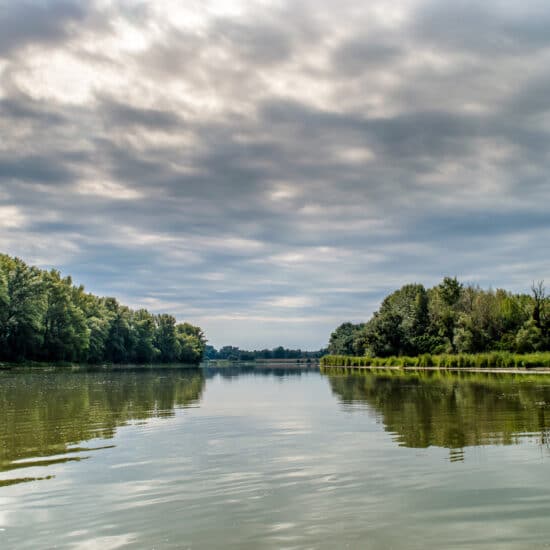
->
[2,366,550,549]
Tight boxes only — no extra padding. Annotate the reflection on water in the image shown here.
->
[325,369,550,460]
[3,365,550,549]
[202,364,319,379]
[0,367,204,485]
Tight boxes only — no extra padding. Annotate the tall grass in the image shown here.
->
[320,352,550,369]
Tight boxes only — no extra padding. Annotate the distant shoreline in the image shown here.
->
[0,360,318,371]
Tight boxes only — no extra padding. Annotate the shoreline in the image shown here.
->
[321,365,550,375]
[0,361,202,371]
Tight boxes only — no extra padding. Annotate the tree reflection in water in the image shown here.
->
[0,367,204,484]
[324,369,550,461]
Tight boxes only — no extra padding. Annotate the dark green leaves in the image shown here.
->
[0,253,206,364]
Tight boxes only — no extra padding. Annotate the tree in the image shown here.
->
[439,276,463,307]
[218,346,241,360]
[104,300,134,363]
[204,345,218,360]
[428,278,464,351]
[362,311,403,357]
[326,277,550,358]
[515,320,543,353]
[453,314,475,353]
[155,314,179,362]
[360,284,430,356]
[176,322,206,364]
[133,309,159,363]
[531,281,545,328]
[328,322,365,355]
[0,253,207,365]
[80,295,113,363]
[0,256,47,360]
[0,258,10,352]
[42,270,89,361]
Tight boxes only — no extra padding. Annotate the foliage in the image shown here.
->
[326,277,549,357]
[359,284,430,356]
[327,322,365,355]
[320,352,550,369]
[206,346,326,361]
[0,254,206,364]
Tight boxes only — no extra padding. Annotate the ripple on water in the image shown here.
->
[3,368,550,549]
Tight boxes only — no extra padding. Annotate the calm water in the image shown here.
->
[2,366,550,549]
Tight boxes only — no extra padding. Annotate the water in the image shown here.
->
[2,365,550,549]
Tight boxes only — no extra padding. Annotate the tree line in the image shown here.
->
[327,277,550,357]
[204,345,326,361]
[0,254,206,364]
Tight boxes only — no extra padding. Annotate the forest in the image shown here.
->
[0,254,206,364]
[327,277,550,358]
[204,345,325,361]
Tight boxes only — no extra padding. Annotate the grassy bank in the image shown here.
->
[320,352,550,369]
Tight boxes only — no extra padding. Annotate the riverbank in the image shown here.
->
[0,361,202,371]
[321,352,550,370]
[320,365,550,375]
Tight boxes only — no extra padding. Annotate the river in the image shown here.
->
[1,365,550,549]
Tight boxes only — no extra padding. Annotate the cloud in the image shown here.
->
[414,0,550,55]
[0,205,25,228]
[0,154,76,184]
[97,96,184,129]
[2,0,550,348]
[0,0,88,57]
[266,296,317,309]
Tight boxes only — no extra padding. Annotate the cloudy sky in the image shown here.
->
[2,0,550,349]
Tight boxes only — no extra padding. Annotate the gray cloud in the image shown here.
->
[414,0,550,55]
[0,154,75,183]
[332,38,403,75]
[2,0,550,348]
[211,17,294,66]
[98,97,184,129]
[0,0,88,56]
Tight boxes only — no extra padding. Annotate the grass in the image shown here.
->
[320,352,550,369]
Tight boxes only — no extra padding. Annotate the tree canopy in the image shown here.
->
[327,277,550,357]
[0,254,206,364]
[205,345,325,361]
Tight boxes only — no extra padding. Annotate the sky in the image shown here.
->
[2,0,550,350]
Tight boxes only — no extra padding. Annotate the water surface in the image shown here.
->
[1,366,550,549]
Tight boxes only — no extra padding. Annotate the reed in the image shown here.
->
[320,352,550,369]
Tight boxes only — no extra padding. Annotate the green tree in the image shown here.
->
[325,277,550,359]
[515,320,543,353]
[176,322,206,364]
[0,259,10,352]
[439,276,462,307]
[41,271,89,361]
[155,314,179,362]
[0,256,47,360]
[428,278,464,351]
[328,322,365,355]
[361,284,430,356]
[0,253,207,365]
[133,309,159,363]
[104,299,135,363]
[79,295,113,363]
